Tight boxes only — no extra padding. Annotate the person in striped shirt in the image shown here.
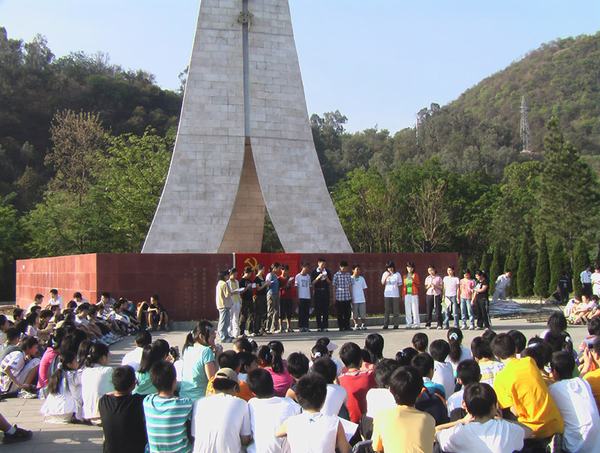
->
[143,360,193,453]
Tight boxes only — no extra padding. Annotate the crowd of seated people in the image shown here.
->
[3,289,600,452]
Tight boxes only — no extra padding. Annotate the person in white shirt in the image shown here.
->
[366,359,398,418]
[27,294,44,314]
[492,271,512,303]
[350,265,368,330]
[311,357,347,416]
[295,263,312,333]
[446,328,473,373]
[430,340,455,398]
[381,261,402,330]
[121,330,152,371]
[592,266,600,298]
[81,343,114,422]
[191,368,252,453]
[276,374,351,453]
[436,382,528,453]
[48,289,63,310]
[549,351,600,453]
[446,360,481,417]
[247,368,300,453]
[581,265,593,297]
[443,266,461,329]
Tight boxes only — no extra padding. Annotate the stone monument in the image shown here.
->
[143,0,352,254]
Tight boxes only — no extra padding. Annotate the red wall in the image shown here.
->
[16,252,458,320]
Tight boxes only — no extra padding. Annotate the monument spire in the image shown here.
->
[143,0,352,253]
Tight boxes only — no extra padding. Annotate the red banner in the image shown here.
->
[235,253,301,298]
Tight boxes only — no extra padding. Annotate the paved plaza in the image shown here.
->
[2,318,588,452]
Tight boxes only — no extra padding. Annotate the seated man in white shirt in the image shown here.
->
[366,359,399,418]
[430,340,455,398]
[246,368,300,453]
[436,383,529,453]
[446,360,481,419]
[121,330,152,371]
[549,351,600,453]
[311,357,348,417]
[47,289,63,310]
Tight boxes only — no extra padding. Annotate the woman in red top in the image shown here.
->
[402,262,421,329]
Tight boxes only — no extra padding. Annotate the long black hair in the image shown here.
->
[364,333,384,363]
[84,342,109,368]
[447,327,464,363]
[183,320,214,353]
[139,340,170,373]
[47,350,77,395]
[258,341,284,373]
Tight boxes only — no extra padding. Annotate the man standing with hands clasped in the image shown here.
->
[311,258,332,332]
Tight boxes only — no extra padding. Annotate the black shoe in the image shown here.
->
[382,326,388,330]
[3,426,32,444]
[393,325,399,329]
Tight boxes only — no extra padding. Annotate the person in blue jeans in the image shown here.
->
[443,266,460,329]
[459,270,475,330]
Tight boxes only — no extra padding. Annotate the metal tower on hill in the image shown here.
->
[520,95,532,153]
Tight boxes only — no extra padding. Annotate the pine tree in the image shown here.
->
[489,244,503,293]
[480,251,491,274]
[517,236,534,296]
[548,240,566,296]
[572,240,590,296]
[505,242,519,297]
[534,235,550,298]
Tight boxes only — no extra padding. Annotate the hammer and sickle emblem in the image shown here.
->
[244,257,259,271]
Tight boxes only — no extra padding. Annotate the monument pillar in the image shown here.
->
[143,0,352,253]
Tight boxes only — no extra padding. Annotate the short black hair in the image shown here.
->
[112,366,136,392]
[588,317,600,336]
[411,353,434,378]
[19,335,39,351]
[150,360,176,392]
[593,338,600,356]
[464,383,497,417]
[429,339,450,362]
[135,330,152,347]
[481,329,497,344]
[374,358,400,388]
[50,288,58,295]
[296,374,327,411]
[491,333,516,360]
[388,366,423,406]
[456,360,481,386]
[287,352,309,380]
[471,337,494,360]
[6,327,20,342]
[551,351,575,380]
[339,342,362,368]
[238,351,258,373]
[311,357,337,384]
[523,342,553,370]
[233,337,253,353]
[247,368,274,398]
[12,308,24,319]
[507,330,527,354]
[412,333,429,352]
[218,350,240,370]
[395,347,418,367]
[340,260,348,268]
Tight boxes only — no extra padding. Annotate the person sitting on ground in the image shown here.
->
[411,352,445,398]
[11,308,24,326]
[435,382,529,453]
[144,360,194,453]
[206,349,253,401]
[580,317,600,355]
[233,337,253,354]
[522,338,554,385]
[507,329,527,357]
[582,338,600,410]
[364,333,384,367]
[430,339,455,398]
[396,347,418,367]
[0,335,40,398]
[311,356,348,417]
[136,301,149,331]
[99,366,147,453]
[247,368,301,453]
[276,374,351,453]
[410,353,449,425]
[446,360,480,419]
[0,412,32,444]
[122,330,152,372]
[446,328,472,373]
[315,337,344,375]
[372,366,436,453]
[412,332,429,354]
[285,351,309,402]
[134,339,170,396]
[549,350,600,453]
[41,350,83,423]
[492,333,563,444]
[147,294,169,331]
[191,368,252,453]
[237,351,258,383]
[366,359,399,418]
[81,342,114,422]
[470,336,504,385]
[0,328,20,363]
[338,342,376,423]
[257,341,294,397]
[180,320,218,400]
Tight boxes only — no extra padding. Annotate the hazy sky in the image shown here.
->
[1,0,599,132]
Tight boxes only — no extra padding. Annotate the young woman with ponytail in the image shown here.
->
[40,350,83,423]
[446,327,472,373]
[180,320,218,400]
[134,339,170,395]
[257,340,293,397]
[81,342,113,422]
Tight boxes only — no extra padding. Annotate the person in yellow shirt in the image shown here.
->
[205,350,254,401]
[492,333,563,443]
[372,365,436,453]
[581,338,600,411]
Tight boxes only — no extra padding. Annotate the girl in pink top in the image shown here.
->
[258,341,294,397]
[459,269,476,329]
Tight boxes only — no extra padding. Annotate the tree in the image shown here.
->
[489,244,503,293]
[534,235,550,298]
[572,240,590,296]
[548,240,567,296]
[0,196,22,300]
[409,179,449,252]
[517,236,534,296]
[480,251,491,274]
[505,242,519,297]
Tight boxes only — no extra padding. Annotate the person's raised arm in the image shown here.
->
[381,272,389,286]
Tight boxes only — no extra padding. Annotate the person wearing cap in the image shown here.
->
[191,368,252,453]
[216,270,233,343]
[381,261,402,329]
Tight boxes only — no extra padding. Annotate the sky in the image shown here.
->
[1,0,599,132]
